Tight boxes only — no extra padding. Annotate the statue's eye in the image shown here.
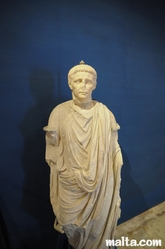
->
[75,79,82,84]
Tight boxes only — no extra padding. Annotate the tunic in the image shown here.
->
[44,100,123,249]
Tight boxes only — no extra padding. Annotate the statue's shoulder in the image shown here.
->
[49,100,72,117]
[97,102,120,130]
[96,102,112,114]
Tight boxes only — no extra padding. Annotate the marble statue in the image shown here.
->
[44,61,123,249]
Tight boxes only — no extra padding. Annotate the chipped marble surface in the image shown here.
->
[115,201,165,249]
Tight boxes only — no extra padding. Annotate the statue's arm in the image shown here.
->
[109,111,120,139]
[109,110,122,164]
[43,108,60,167]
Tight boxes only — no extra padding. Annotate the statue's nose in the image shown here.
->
[81,80,86,88]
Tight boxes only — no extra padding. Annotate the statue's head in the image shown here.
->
[68,61,97,103]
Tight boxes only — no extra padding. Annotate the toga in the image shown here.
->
[44,100,123,249]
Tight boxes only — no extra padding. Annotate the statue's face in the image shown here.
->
[69,71,96,103]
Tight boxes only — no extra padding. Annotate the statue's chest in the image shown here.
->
[60,110,93,150]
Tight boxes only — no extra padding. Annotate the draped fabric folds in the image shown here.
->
[44,100,123,249]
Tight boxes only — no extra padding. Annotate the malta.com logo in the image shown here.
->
[105,236,162,247]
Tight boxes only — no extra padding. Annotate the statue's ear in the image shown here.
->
[93,80,97,90]
[68,80,73,90]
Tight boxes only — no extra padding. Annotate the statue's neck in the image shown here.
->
[73,99,94,110]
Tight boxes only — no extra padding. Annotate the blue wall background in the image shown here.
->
[1,0,165,248]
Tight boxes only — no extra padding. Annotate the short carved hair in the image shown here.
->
[68,61,97,82]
